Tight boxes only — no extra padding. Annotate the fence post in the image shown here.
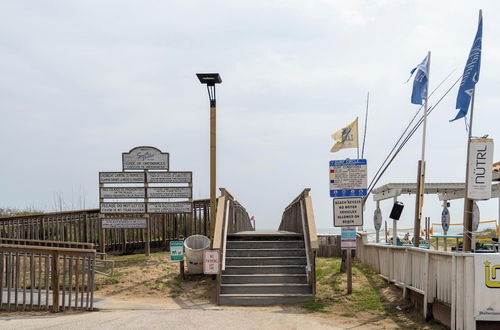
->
[51,252,60,312]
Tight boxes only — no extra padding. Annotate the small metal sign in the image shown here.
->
[99,172,145,183]
[147,187,192,199]
[147,202,192,214]
[122,146,169,171]
[102,218,147,229]
[374,207,382,231]
[333,198,363,227]
[329,159,367,197]
[341,226,357,249]
[203,250,220,275]
[100,202,146,214]
[170,241,184,261]
[100,187,145,199]
[441,207,450,232]
[472,201,480,232]
[146,171,192,183]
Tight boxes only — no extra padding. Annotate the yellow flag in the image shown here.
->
[330,118,359,153]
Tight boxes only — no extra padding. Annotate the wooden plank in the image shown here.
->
[80,257,85,308]
[51,252,60,312]
[74,257,79,309]
[15,252,19,310]
[0,252,3,310]
[7,252,12,311]
[62,256,67,310]
[22,253,27,311]
[45,255,49,310]
[37,254,42,310]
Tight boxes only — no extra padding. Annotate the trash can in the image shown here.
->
[184,235,211,274]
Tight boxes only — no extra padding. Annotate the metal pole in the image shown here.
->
[463,90,475,252]
[209,99,217,239]
[385,220,388,243]
[413,51,431,247]
[361,92,369,159]
[393,196,398,246]
[356,117,360,159]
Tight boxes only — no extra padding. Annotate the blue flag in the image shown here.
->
[451,11,483,122]
[409,54,429,105]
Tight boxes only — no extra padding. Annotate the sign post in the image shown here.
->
[330,158,367,295]
[99,146,193,257]
[170,241,185,279]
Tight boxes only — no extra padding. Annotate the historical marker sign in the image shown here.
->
[147,202,192,214]
[99,172,145,184]
[146,171,192,183]
[341,226,357,249]
[170,241,184,261]
[147,187,192,199]
[100,187,145,199]
[329,159,367,197]
[333,198,363,227]
[100,202,146,214]
[467,138,494,200]
[102,218,147,229]
[122,146,169,171]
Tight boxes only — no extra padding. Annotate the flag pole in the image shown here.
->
[356,117,360,159]
[413,51,431,247]
[463,9,482,252]
[361,92,369,159]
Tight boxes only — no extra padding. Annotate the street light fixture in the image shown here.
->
[197,73,222,239]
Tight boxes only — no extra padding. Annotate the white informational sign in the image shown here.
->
[472,201,480,232]
[99,172,145,183]
[474,254,500,320]
[100,187,145,199]
[333,198,363,227]
[147,202,192,214]
[146,171,192,183]
[122,146,169,171]
[147,187,192,199]
[100,202,146,214]
[373,207,382,231]
[329,159,367,197]
[170,241,184,261]
[341,226,357,249]
[467,138,494,200]
[203,250,220,275]
[102,218,147,229]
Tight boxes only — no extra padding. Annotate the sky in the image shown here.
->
[1,0,499,234]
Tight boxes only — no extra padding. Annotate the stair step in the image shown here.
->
[226,240,305,249]
[221,274,307,284]
[226,257,307,266]
[227,232,303,241]
[226,248,305,257]
[221,283,310,294]
[219,293,313,305]
[224,265,306,275]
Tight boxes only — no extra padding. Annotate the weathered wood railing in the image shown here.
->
[279,189,318,294]
[0,244,96,312]
[213,188,253,305]
[0,199,211,253]
[356,233,475,329]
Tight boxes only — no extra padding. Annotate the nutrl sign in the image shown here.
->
[467,138,494,200]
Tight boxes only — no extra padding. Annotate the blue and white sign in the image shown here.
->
[341,226,357,249]
[441,207,450,232]
[329,159,367,198]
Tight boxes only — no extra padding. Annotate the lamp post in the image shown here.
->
[197,73,222,240]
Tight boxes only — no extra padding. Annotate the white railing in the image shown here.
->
[356,233,475,330]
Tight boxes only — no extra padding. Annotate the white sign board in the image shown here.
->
[341,226,357,249]
[102,218,147,229]
[441,207,450,232]
[147,202,192,214]
[203,250,220,275]
[100,187,145,199]
[122,146,169,171]
[146,171,192,183]
[147,187,192,199]
[333,198,363,227]
[329,159,367,197]
[99,172,145,183]
[100,202,145,214]
[467,138,494,200]
[474,254,500,320]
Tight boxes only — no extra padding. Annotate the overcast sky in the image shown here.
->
[1,0,499,233]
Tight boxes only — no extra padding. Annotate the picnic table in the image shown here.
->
[431,234,463,251]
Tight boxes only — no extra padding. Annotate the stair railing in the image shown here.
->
[212,188,253,304]
[279,189,319,293]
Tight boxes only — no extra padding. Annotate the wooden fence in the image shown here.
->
[0,199,211,253]
[0,244,95,312]
[317,235,341,258]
